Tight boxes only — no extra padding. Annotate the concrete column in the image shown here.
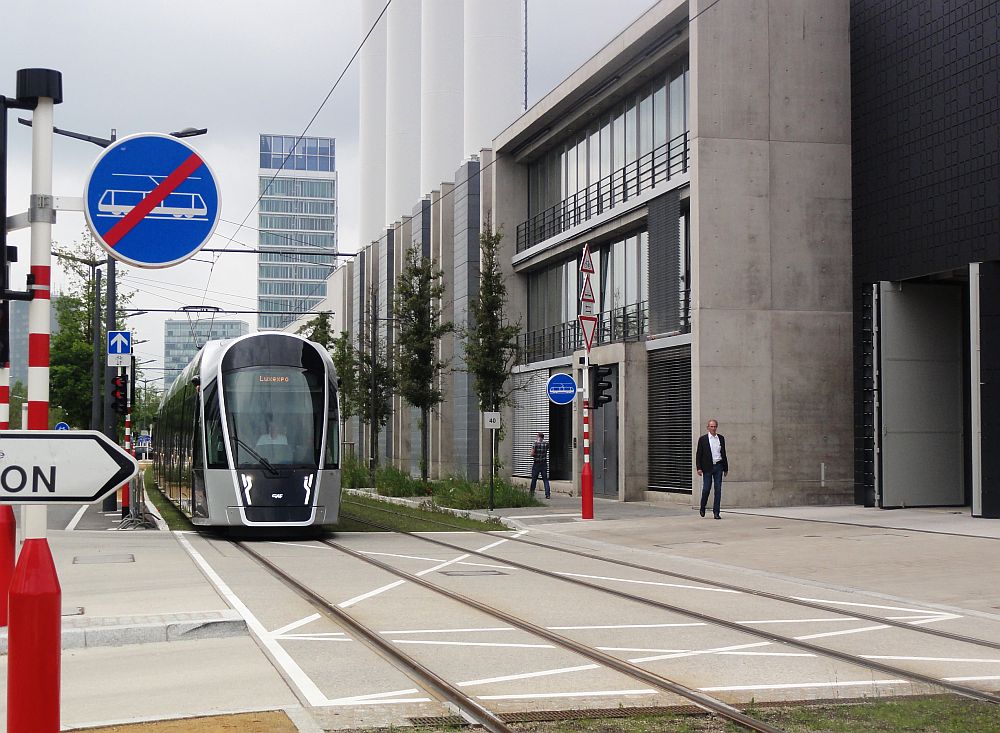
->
[360,0,388,244]
[421,0,464,195]
[464,0,523,157]
[386,0,422,223]
[432,183,456,479]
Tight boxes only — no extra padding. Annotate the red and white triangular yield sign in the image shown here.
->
[579,314,598,352]
[580,275,595,303]
[580,243,595,274]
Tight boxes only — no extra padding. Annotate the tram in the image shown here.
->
[152,332,341,528]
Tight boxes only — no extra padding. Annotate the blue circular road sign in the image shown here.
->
[54,422,70,431]
[83,133,221,269]
[546,373,578,406]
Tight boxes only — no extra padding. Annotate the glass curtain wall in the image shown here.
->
[527,60,689,218]
[526,231,649,334]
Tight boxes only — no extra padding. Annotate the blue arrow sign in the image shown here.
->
[54,422,70,431]
[84,133,221,269]
[546,373,578,406]
[108,331,131,355]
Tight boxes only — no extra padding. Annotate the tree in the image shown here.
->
[393,244,453,482]
[358,285,395,472]
[463,223,521,500]
[330,330,357,422]
[296,311,334,349]
[464,223,521,414]
[50,229,134,431]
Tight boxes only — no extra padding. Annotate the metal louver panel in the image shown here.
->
[648,191,680,336]
[512,370,550,477]
[648,345,692,493]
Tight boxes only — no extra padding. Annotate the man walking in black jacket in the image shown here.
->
[695,419,728,519]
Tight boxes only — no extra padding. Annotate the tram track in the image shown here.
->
[231,536,789,733]
[339,503,1000,706]
[343,499,1000,653]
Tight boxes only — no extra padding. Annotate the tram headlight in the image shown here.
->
[303,474,314,505]
[240,473,253,505]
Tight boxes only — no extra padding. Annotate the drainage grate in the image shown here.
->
[438,570,507,577]
[73,554,135,564]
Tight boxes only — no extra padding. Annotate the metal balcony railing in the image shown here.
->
[517,132,689,253]
[518,302,648,364]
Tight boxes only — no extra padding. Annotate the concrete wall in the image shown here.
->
[689,0,853,506]
[433,183,456,479]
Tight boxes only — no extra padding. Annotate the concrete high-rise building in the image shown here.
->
[163,318,249,389]
[257,134,338,331]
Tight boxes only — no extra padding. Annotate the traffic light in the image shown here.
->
[111,375,128,415]
[591,364,613,408]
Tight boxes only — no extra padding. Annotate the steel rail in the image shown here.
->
[322,537,786,733]
[343,498,1000,652]
[339,507,1000,706]
[232,540,516,733]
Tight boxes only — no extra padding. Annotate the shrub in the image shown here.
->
[341,453,370,489]
[374,464,433,497]
[433,475,540,510]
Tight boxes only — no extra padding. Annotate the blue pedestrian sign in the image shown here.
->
[54,422,70,431]
[108,331,131,355]
[546,373,578,406]
[83,133,221,269]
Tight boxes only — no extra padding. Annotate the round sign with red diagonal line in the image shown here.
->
[83,133,221,268]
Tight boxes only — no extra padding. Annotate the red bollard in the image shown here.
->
[7,538,61,733]
[0,506,15,626]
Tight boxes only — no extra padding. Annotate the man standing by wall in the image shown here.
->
[696,419,728,519]
[529,431,551,499]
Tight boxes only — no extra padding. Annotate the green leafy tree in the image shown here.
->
[50,230,134,431]
[463,223,522,487]
[330,330,357,422]
[296,311,334,348]
[358,285,396,472]
[393,245,453,482]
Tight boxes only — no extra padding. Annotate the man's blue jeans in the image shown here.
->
[530,461,550,498]
[700,463,724,517]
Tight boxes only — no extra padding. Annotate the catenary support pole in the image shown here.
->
[90,266,101,430]
[102,256,117,512]
[8,68,62,733]
[122,364,131,518]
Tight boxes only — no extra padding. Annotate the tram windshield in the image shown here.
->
[222,366,326,469]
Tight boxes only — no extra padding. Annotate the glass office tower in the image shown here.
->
[257,134,338,330]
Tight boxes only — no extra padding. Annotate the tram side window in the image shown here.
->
[324,382,339,469]
[203,383,227,469]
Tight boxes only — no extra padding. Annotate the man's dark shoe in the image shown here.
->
[699,508,705,517]
[714,514,721,519]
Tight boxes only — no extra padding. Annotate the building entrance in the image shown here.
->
[590,364,619,496]
[875,281,964,507]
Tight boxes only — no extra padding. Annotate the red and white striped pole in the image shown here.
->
[0,356,13,628]
[581,352,594,520]
[8,69,62,733]
[122,366,131,519]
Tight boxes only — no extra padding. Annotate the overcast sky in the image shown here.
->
[1,0,654,383]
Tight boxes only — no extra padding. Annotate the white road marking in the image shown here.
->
[382,626,515,635]
[460,664,601,687]
[176,533,329,706]
[701,679,909,692]
[478,689,658,700]
[794,624,889,640]
[272,613,323,636]
[551,622,705,630]
[943,675,1000,682]
[338,580,407,609]
[324,689,431,705]
[630,641,773,663]
[65,505,88,531]
[504,513,580,520]
[556,571,738,593]
[416,553,472,576]
[361,550,512,569]
[393,639,555,649]
[792,596,958,618]
[864,655,1000,664]
[476,537,512,552]
[739,617,859,625]
[278,635,353,642]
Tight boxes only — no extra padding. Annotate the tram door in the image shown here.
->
[877,282,964,507]
[590,365,619,496]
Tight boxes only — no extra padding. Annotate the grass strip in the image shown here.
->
[142,469,194,531]
[334,493,505,533]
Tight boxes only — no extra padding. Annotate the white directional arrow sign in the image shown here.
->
[0,431,138,504]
